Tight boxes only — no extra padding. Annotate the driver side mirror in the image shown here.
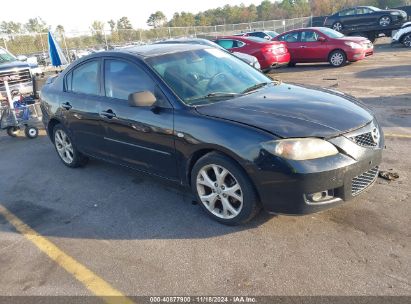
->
[128,91,157,108]
[318,36,327,42]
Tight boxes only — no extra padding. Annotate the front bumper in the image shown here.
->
[251,123,384,215]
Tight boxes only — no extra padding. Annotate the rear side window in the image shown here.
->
[71,60,100,95]
[215,40,234,49]
[104,59,155,100]
[278,32,299,43]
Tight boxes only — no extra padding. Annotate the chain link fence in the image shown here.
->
[0,16,312,65]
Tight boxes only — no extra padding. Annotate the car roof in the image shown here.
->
[113,43,208,58]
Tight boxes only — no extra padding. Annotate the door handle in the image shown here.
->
[100,109,117,119]
[61,102,72,110]
[300,46,307,48]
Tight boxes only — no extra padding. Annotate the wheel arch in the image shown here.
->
[47,118,62,142]
[186,147,262,203]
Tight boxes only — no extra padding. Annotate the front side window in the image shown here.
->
[146,48,270,105]
[71,60,100,95]
[339,9,356,16]
[301,31,319,42]
[104,59,155,100]
[317,28,345,39]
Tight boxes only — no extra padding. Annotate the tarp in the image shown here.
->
[48,31,68,67]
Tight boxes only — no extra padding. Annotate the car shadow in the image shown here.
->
[0,139,275,240]
[356,65,411,78]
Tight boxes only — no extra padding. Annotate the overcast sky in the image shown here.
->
[5,0,264,32]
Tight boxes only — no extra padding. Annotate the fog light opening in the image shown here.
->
[306,189,335,203]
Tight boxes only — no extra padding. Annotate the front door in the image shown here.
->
[296,31,329,62]
[61,59,106,157]
[99,58,178,180]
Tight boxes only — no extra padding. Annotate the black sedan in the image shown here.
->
[40,44,383,225]
[324,6,407,31]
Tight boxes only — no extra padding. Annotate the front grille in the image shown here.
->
[0,68,32,88]
[352,166,379,196]
[350,132,377,148]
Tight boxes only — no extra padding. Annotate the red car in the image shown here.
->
[273,27,374,67]
[213,36,290,71]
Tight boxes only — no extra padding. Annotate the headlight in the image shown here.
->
[390,11,400,16]
[261,138,339,160]
[344,41,362,49]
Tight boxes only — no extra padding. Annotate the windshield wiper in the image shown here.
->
[187,92,242,103]
[242,82,271,94]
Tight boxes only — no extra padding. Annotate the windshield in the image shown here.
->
[266,31,279,38]
[317,27,345,38]
[0,48,17,64]
[146,48,271,105]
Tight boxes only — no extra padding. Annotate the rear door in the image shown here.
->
[61,59,106,157]
[277,31,301,61]
[99,58,178,179]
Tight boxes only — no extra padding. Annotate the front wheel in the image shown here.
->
[329,50,346,67]
[25,126,39,139]
[191,152,260,225]
[379,16,391,27]
[402,34,411,48]
[53,124,88,168]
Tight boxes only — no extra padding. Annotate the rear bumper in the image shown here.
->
[260,53,290,69]
[0,81,34,97]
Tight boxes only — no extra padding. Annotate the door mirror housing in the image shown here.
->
[128,91,157,107]
[318,36,327,42]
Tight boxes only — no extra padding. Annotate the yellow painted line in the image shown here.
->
[384,133,411,139]
[0,204,135,304]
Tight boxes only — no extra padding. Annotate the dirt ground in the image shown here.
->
[0,38,410,299]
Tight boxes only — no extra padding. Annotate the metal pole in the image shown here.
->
[62,32,71,63]
[168,27,171,39]
[2,37,8,51]
[103,30,108,50]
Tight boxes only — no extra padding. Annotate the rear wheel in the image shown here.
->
[6,126,19,137]
[379,16,391,27]
[332,22,343,32]
[402,33,411,48]
[329,50,346,67]
[191,152,260,225]
[53,124,88,168]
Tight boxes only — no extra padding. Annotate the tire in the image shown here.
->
[288,62,296,67]
[191,152,261,225]
[379,16,391,27]
[24,126,39,139]
[332,22,343,32]
[329,50,346,67]
[402,34,411,48]
[6,126,19,137]
[52,124,88,168]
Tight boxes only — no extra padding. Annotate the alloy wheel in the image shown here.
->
[379,16,391,27]
[196,164,243,219]
[330,52,344,66]
[404,35,411,47]
[55,129,74,164]
[333,22,343,32]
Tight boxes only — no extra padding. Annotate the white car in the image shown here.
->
[392,22,411,47]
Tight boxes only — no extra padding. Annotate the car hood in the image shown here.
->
[0,60,31,71]
[195,83,374,138]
